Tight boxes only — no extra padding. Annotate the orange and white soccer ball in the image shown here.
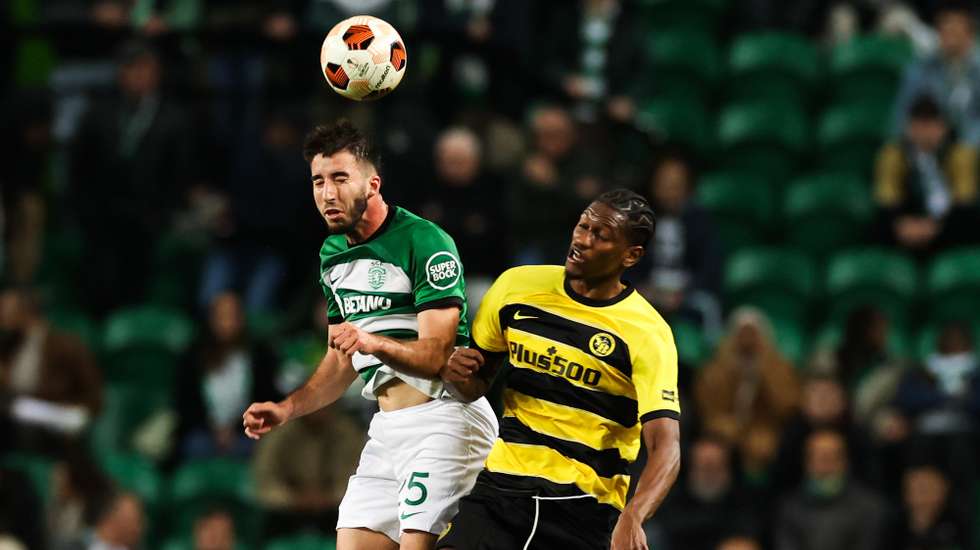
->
[320,15,407,101]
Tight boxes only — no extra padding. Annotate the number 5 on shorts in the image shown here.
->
[404,471,429,506]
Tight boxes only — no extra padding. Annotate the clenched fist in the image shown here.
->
[440,347,485,384]
[242,401,292,440]
[330,323,381,356]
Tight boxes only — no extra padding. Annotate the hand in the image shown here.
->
[330,323,382,356]
[440,347,485,384]
[242,401,292,440]
[610,512,648,550]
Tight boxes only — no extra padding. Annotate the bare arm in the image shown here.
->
[243,324,357,439]
[330,307,461,378]
[440,345,507,403]
[610,417,681,550]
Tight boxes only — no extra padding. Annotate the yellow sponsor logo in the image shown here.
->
[589,333,615,357]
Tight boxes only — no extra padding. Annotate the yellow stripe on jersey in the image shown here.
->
[485,440,631,510]
[504,327,635,399]
[502,389,641,462]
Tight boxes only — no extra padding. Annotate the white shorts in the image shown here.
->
[337,397,499,542]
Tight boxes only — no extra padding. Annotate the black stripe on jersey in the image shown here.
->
[498,304,632,377]
[508,368,638,428]
[498,417,630,479]
[476,471,621,516]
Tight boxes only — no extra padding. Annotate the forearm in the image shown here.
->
[443,376,490,403]
[283,350,355,420]
[622,422,681,522]
[371,335,453,378]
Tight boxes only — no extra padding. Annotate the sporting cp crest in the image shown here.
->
[367,263,388,290]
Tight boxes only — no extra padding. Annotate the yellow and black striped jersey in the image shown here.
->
[472,265,680,511]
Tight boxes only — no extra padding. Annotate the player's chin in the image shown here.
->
[564,259,585,278]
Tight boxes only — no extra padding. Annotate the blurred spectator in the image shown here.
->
[193,508,236,550]
[886,464,971,550]
[538,0,648,123]
[695,308,800,475]
[0,287,102,452]
[63,491,145,550]
[511,105,601,264]
[48,449,113,549]
[654,435,761,550]
[771,376,874,494]
[0,91,53,284]
[419,127,507,283]
[175,292,280,459]
[774,430,887,550]
[637,152,723,341]
[893,1,980,144]
[0,466,44,550]
[253,404,364,537]
[876,95,979,255]
[198,108,316,313]
[70,40,194,314]
[716,535,762,550]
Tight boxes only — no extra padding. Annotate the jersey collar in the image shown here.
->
[562,276,635,307]
[356,204,398,246]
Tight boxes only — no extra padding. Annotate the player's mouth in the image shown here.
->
[567,247,585,265]
[324,208,344,220]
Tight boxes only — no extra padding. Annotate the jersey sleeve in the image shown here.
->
[633,324,681,423]
[319,277,344,324]
[471,269,514,353]
[411,225,466,312]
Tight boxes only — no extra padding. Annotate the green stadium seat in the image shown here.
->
[647,31,721,102]
[824,248,918,327]
[36,230,84,307]
[637,97,712,155]
[89,383,172,458]
[770,315,806,365]
[247,310,287,341]
[101,453,162,506]
[0,453,54,507]
[925,247,980,322]
[696,172,775,251]
[816,101,891,174]
[265,533,338,550]
[727,32,819,104]
[670,320,707,367]
[169,459,262,540]
[148,232,208,309]
[724,247,817,322]
[717,101,808,179]
[637,0,727,33]
[782,173,872,257]
[828,35,913,104]
[102,305,194,389]
[47,308,101,352]
[812,319,911,360]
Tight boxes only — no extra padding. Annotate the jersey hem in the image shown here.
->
[640,410,681,423]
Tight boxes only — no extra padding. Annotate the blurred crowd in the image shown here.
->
[2,0,980,549]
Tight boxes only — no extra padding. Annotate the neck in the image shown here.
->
[95,525,120,546]
[347,198,389,245]
[567,275,625,301]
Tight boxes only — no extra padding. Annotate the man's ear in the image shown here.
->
[368,174,382,198]
[623,245,644,269]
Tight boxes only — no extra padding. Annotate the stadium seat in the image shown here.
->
[812,319,911,360]
[727,32,819,104]
[637,97,712,155]
[35,229,84,308]
[816,101,891,175]
[925,248,980,322]
[89,383,172,458]
[47,307,101,353]
[637,0,727,33]
[670,320,707,368]
[247,310,287,341]
[147,232,208,309]
[824,248,918,327]
[265,534,338,550]
[168,458,262,540]
[782,173,872,257]
[769,315,806,365]
[696,172,775,251]
[716,100,808,179]
[102,305,194,389]
[828,35,913,104]
[647,30,721,103]
[0,452,54,507]
[724,248,817,323]
[101,453,163,507]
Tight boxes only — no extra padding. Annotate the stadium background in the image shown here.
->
[2,0,980,549]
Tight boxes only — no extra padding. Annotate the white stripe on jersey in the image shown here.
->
[323,260,413,294]
[352,313,419,334]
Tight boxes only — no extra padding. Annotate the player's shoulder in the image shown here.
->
[620,290,674,345]
[394,206,454,241]
[493,265,564,292]
[319,234,348,261]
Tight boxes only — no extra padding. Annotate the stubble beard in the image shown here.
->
[327,195,370,235]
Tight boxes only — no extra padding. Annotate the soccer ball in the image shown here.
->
[320,15,407,101]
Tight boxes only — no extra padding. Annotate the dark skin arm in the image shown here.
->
[610,417,681,550]
[439,345,507,403]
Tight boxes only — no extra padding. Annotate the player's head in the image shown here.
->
[303,119,383,234]
[565,189,655,281]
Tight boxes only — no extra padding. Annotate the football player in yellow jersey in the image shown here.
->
[436,189,681,550]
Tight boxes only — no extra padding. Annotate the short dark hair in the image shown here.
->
[908,95,944,121]
[302,119,381,171]
[593,189,656,247]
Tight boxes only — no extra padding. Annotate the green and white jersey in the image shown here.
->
[319,206,469,400]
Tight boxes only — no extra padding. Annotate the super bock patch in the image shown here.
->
[426,251,461,290]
